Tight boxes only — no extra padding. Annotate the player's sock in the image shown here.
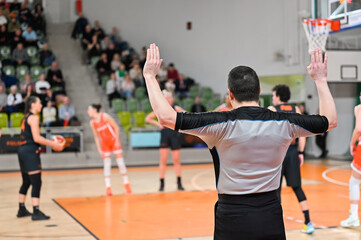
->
[104,158,112,187]
[350,176,361,219]
[177,176,184,191]
[116,158,129,184]
[351,204,359,219]
[159,178,164,191]
[303,210,310,224]
[19,203,26,210]
[33,206,40,214]
[17,203,32,217]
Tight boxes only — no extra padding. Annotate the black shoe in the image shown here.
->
[177,184,185,191]
[17,208,32,218]
[159,185,164,192]
[31,210,50,221]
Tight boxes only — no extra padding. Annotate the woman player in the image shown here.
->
[88,104,132,196]
[214,93,232,111]
[146,90,185,191]
[17,96,63,221]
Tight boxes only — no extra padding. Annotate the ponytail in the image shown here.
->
[25,96,39,113]
[90,104,102,112]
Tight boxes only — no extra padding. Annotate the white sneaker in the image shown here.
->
[341,215,360,228]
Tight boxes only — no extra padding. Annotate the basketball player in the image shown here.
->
[143,44,337,239]
[269,84,314,234]
[145,90,186,191]
[88,104,132,196]
[214,93,232,111]
[341,98,361,228]
[17,96,63,220]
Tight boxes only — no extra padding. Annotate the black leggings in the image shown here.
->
[19,172,42,198]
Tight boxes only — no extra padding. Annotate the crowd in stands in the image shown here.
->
[0,0,79,128]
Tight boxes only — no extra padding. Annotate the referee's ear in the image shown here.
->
[228,89,234,101]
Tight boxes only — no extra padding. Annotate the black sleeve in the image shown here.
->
[175,111,230,131]
[280,112,329,134]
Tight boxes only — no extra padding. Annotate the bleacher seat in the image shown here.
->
[27,46,39,65]
[141,99,152,113]
[3,65,15,76]
[135,87,146,101]
[182,98,194,112]
[209,97,221,110]
[126,98,138,113]
[91,56,101,67]
[10,112,24,128]
[0,46,11,60]
[118,111,131,127]
[16,65,29,81]
[112,98,125,113]
[202,87,213,100]
[101,74,109,90]
[133,111,146,128]
[30,65,43,80]
[189,86,199,99]
[0,113,8,128]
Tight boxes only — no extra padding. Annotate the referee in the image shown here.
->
[143,44,337,239]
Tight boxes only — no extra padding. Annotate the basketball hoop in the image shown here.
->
[302,18,340,54]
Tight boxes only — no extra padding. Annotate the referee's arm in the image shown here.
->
[143,43,177,130]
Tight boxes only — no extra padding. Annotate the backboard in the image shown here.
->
[327,50,361,82]
[327,0,361,31]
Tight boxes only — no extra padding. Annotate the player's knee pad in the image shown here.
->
[19,172,31,195]
[350,176,361,201]
[116,158,127,174]
[103,158,111,177]
[29,173,42,198]
[292,186,307,202]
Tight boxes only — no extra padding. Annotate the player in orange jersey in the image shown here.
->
[88,104,132,196]
[214,93,232,112]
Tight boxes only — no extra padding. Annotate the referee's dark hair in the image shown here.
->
[90,104,102,112]
[272,84,291,102]
[228,66,260,103]
[25,96,39,113]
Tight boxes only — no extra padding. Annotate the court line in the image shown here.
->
[52,199,99,240]
[191,169,213,194]
[322,165,350,187]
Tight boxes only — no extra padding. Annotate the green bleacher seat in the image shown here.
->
[91,56,101,67]
[44,65,51,75]
[112,98,125,113]
[3,65,15,76]
[174,97,181,106]
[101,74,109,89]
[202,87,213,100]
[30,65,43,79]
[0,113,8,128]
[134,87,146,101]
[26,46,37,57]
[141,99,152,113]
[209,97,221,110]
[10,112,24,128]
[126,98,138,113]
[189,86,199,99]
[16,65,29,81]
[182,98,194,112]
[0,46,11,60]
[118,111,131,127]
[133,111,146,128]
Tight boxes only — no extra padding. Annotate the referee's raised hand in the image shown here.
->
[143,43,163,79]
[307,48,328,83]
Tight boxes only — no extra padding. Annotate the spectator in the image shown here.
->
[100,35,112,51]
[157,63,167,82]
[96,53,111,85]
[7,85,23,113]
[91,20,105,40]
[42,100,56,127]
[43,89,56,107]
[120,49,132,70]
[175,74,190,99]
[111,53,121,71]
[8,17,20,33]
[165,79,176,95]
[191,97,207,113]
[59,96,78,126]
[34,3,44,15]
[22,26,37,47]
[0,9,8,25]
[87,35,101,63]
[110,27,127,50]
[19,74,35,96]
[23,84,37,103]
[105,42,116,62]
[121,74,135,99]
[12,42,29,67]
[32,11,46,35]
[46,61,65,94]
[0,78,5,91]
[116,62,127,81]
[167,63,179,81]
[71,12,88,39]
[129,60,143,87]
[106,72,122,107]
[0,85,7,113]
[38,43,55,66]
[81,25,93,50]
[19,2,32,24]
[35,73,50,95]
[0,0,9,9]
[0,24,9,46]
[139,46,147,69]
[10,0,21,13]
[10,28,25,50]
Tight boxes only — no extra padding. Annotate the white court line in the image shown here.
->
[191,169,213,194]
[322,164,350,187]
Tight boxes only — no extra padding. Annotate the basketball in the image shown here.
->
[51,135,66,151]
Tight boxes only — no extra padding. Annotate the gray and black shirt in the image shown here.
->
[175,106,328,195]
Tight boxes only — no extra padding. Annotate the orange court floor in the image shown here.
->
[1,160,361,240]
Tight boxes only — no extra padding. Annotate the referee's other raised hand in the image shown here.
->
[143,43,163,79]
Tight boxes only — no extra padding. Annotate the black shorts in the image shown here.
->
[160,128,180,150]
[18,144,41,172]
[281,145,301,187]
[214,191,286,240]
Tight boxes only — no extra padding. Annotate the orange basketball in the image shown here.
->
[51,135,66,151]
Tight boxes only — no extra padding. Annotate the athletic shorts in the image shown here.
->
[160,128,180,150]
[351,144,361,174]
[214,191,286,240]
[101,137,122,157]
[18,144,41,172]
[281,145,301,187]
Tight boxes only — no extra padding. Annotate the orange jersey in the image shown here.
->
[352,145,361,173]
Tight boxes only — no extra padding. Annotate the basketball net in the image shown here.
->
[302,19,333,54]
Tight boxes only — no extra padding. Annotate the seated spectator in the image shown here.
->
[23,84,37,103]
[100,35,112,51]
[106,72,122,107]
[0,0,9,9]
[10,0,21,13]
[0,24,9,46]
[34,3,44,15]
[0,85,7,113]
[71,12,88,39]
[81,25,93,50]
[110,27,127,50]
[12,42,29,67]
[105,43,116,62]
[139,46,147,69]
[0,9,8,26]
[10,28,25,51]
[175,74,190,99]
[91,20,105,40]
[59,96,78,126]
[157,63,167,82]
[32,11,45,35]
[8,16,20,33]
[111,53,121,71]
[116,62,127,81]
[43,89,56,107]
[46,61,65,94]
[120,49,132,70]
[121,74,135,99]
[7,85,23,113]
[0,77,5,90]
[191,97,207,113]
[167,63,179,81]
[19,2,31,24]
[87,35,101,63]
[96,53,111,84]
[35,73,50,95]
[22,26,37,47]
[38,43,55,66]
[42,100,56,127]
[129,60,143,87]
[19,73,35,96]
[165,78,176,95]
